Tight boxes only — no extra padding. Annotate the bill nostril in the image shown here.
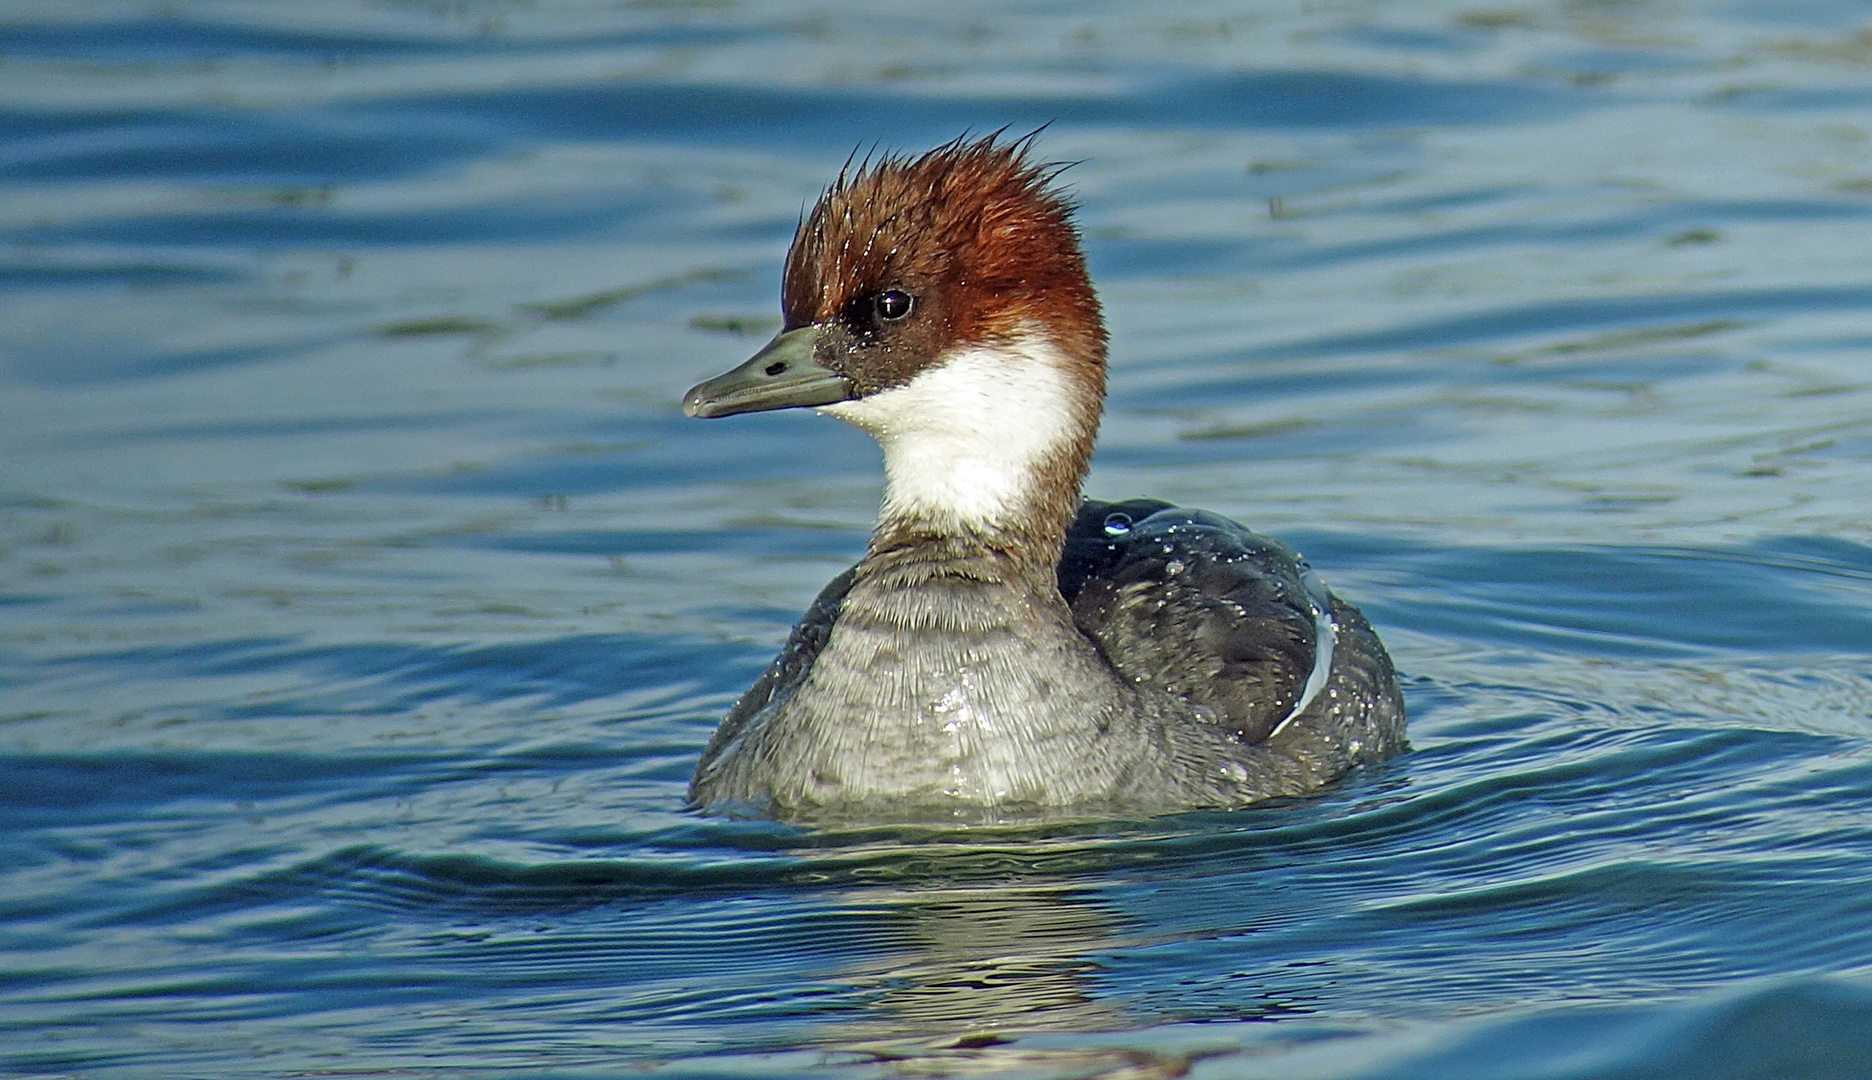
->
[764,361,787,376]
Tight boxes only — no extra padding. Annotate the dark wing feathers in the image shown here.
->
[1060,499,1322,745]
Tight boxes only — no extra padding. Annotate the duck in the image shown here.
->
[681,134,1405,822]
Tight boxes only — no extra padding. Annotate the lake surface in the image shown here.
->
[6,1,1872,1076]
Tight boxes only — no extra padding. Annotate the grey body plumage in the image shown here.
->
[690,500,1405,821]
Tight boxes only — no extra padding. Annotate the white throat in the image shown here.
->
[818,328,1089,529]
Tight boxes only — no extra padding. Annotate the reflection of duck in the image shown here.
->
[833,881,1123,1044]
[807,866,1222,1074]
[683,135,1405,821]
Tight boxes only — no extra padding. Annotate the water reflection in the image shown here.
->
[757,820,1327,1076]
[785,850,1229,1080]
[827,880,1126,1048]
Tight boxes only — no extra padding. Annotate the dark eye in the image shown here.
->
[874,289,914,322]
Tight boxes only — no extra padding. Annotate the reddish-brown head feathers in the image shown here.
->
[781,134,1106,376]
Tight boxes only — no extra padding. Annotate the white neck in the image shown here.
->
[818,328,1090,531]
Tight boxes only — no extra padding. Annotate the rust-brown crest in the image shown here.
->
[780,134,1106,368]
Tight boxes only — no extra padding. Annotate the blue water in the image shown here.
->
[6,3,1872,1076]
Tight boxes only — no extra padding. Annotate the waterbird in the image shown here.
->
[682,134,1405,822]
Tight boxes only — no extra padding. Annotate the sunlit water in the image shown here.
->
[6,2,1872,1076]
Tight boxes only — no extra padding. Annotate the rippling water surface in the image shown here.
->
[7,2,1872,1076]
